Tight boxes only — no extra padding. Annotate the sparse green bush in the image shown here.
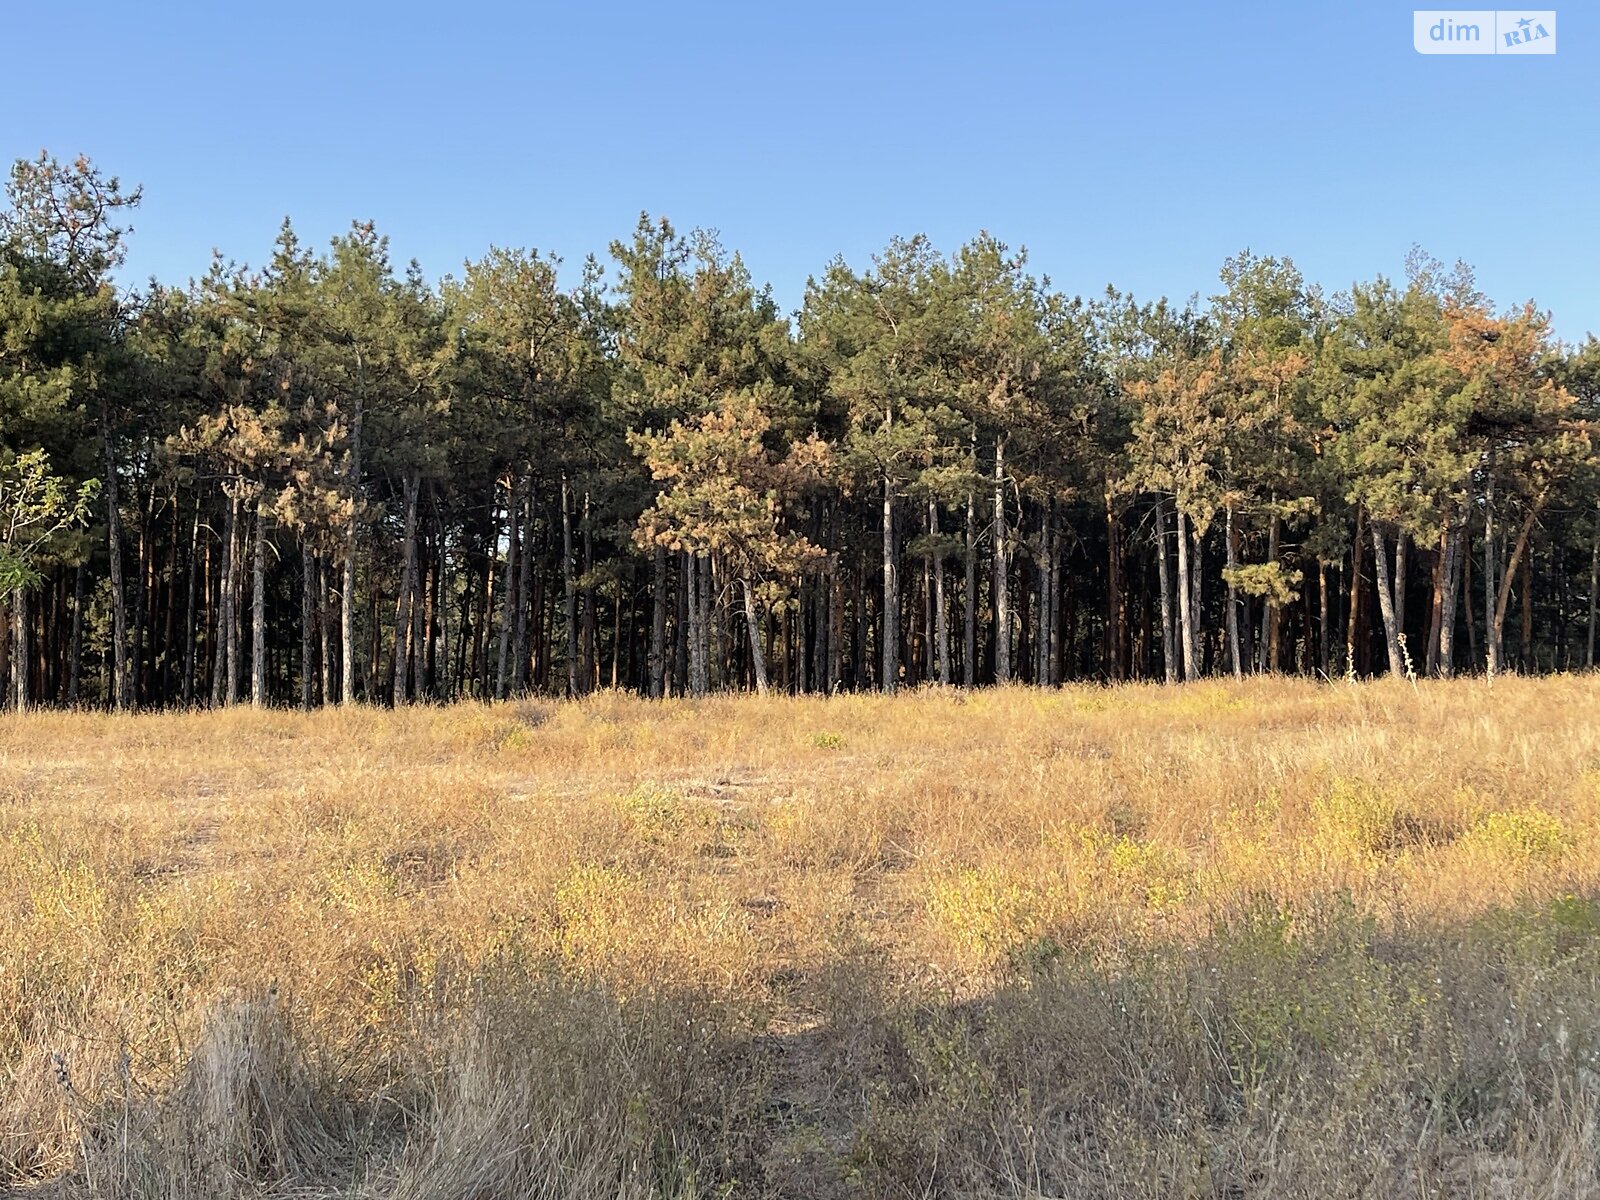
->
[1465,808,1569,862]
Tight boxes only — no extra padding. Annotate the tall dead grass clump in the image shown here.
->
[75,988,349,1198]
[385,977,761,1200]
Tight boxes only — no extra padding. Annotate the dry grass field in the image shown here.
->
[4,678,1600,1198]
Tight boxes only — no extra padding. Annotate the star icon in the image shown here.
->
[1517,16,1533,28]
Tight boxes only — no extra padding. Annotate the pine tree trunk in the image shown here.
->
[341,386,363,706]
[103,423,130,711]
[1491,498,1543,676]
[1156,497,1177,684]
[1264,513,1283,672]
[301,542,314,710]
[495,481,518,700]
[700,553,716,691]
[1520,549,1534,672]
[1225,504,1243,679]
[366,587,381,701]
[1176,507,1197,681]
[810,566,826,694]
[1317,560,1330,677]
[649,544,667,698]
[581,491,596,694]
[685,552,699,697]
[478,534,494,695]
[1485,473,1499,677]
[794,524,811,687]
[857,552,872,689]
[68,562,85,706]
[1036,502,1052,685]
[250,505,267,708]
[1463,531,1478,665]
[919,512,933,684]
[1370,519,1405,677]
[1555,540,1569,668]
[200,516,214,699]
[741,575,768,695]
[827,557,843,693]
[229,497,244,706]
[1062,567,1079,678]
[1177,508,1190,684]
[963,486,977,687]
[1190,522,1205,676]
[1346,505,1365,675]
[1036,502,1049,684]
[1104,493,1121,682]
[562,476,580,697]
[212,494,236,707]
[1048,520,1063,685]
[12,588,27,712]
[160,495,179,702]
[339,526,356,705]
[611,572,626,688]
[675,550,690,696]
[1588,500,1599,669]
[393,471,421,705]
[689,553,710,698]
[993,438,1009,684]
[0,598,9,712]
[1255,574,1270,674]
[511,487,532,694]
[1437,512,1464,679]
[423,528,440,698]
[540,573,557,692]
[1298,582,1312,676]
[1393,529,1408,650]
[1426,538,1444,678]
[452,555,470,700]
[931,496,949,684]
[178,503,199,706]
[130,489,148,706]
[882,474,898,694]
[317,557,333,704]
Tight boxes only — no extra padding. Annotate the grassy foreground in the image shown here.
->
[4,679,1600,1198]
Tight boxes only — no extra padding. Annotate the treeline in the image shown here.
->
[1,152,1597,710]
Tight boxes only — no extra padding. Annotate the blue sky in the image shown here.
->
[4,1,1595,338]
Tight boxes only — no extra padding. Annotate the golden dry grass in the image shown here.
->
[4,677,1600,1197]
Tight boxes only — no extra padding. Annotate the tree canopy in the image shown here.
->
[1,153,1595,710]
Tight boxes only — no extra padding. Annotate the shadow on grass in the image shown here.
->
[14,894,1600,1199]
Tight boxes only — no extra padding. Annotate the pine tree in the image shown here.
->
[801,238,962,692]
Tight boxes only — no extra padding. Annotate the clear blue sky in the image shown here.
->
[4,1,1595,339]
